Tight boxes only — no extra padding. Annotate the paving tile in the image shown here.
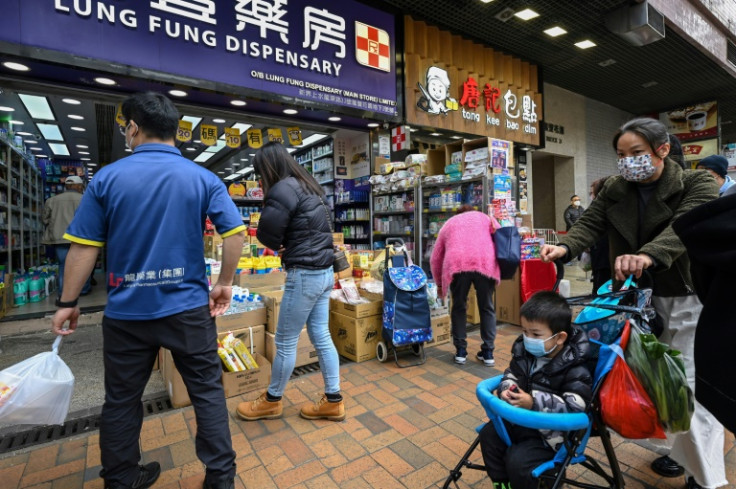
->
[400,460,447,489]
[141,446,174,472]
[0,453,30,470]
[19,459,85,488]
[272,460,326,488]
[161,412,188,435]
[0,463,25,488]
[353,411,391,435]
[388,439,434,470]
[304,473,340,489]
[329,454,376,484]
[370,447,414,478]
[24,445,59,474]
[168,439,198,467]
[56,438,87,465]
[328,432,368,461]
[239,465,277,489]
[361,465,405,489]
[50,472,84,489]
[140,429,190,452]
[83,465,101,483]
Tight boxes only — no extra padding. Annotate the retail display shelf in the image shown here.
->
[335,219,370,223]
[343,237,370,241]
[334,200,369,205]
[423,206,479,213]
[298,158,312,164]
[373,231,412,236]
[421,176,483,188]
[231,198,264,203]
[372,188,416,197]
[313,150,333,158]
[373,210,415,216]
[317,179,334,185]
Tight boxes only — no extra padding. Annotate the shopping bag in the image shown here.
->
[624,320,694,433]
[0,336,75,426]
[599,321,666,439]
[492,225,520,280]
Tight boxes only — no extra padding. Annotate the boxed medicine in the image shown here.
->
[328,311,381,363]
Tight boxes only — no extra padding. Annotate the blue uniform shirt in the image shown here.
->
[64,143,245,320]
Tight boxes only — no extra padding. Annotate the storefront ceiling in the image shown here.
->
[381,0,736,143]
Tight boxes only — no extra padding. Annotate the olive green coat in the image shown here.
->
[559,161,718,297]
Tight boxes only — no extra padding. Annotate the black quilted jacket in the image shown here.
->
[256,177,333,269]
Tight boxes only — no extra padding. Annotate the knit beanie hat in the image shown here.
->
[698,155,728,178]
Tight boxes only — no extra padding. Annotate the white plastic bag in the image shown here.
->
[0,336,75,426]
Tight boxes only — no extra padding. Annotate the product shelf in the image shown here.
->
[421,176,483,189]
[335,219,370,223]
[373,231,413,236]
[372,188,416,197]
[373,209,415,216]
[423,206,480,213]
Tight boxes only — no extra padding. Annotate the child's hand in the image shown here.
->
[506,385,533,410]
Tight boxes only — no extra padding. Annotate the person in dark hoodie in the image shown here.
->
[479,291,593,489]
[673,192,736,435]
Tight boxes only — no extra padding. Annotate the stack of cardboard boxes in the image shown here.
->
[261,289,319,368]
[329,291,383,363]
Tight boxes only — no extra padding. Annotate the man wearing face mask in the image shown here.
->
[541,117,724,489]
[563,194,585,231]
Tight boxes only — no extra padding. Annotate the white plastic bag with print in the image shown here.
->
[0,336,74,425]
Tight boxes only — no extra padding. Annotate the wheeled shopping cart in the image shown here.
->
[375,238,433,368]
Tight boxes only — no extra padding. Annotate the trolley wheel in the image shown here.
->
[411,343,422,356]
[376,341,389,362]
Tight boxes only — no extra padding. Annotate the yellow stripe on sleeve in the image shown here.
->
[220,225,247,238]
[63,233,106,247]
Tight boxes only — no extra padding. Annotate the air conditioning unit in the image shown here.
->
[605,1,665,46]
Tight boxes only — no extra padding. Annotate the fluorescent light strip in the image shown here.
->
[48,143,70,156]
[205,140,228,153]
[194,152,215,163]
[182,115,202,130]
[231,122,252,133]
[299,133,328,147]
[19,94,55,120]
[37,123,64,141]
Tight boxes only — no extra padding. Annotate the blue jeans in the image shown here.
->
[54,244,91,298]
[267,267,339,397]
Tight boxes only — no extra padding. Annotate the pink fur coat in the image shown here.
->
[429,211,501,296]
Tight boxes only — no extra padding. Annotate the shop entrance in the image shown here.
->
[531,152,575,232]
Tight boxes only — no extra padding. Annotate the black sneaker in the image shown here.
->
[104,462,161,489]
[686,477,704,489]
[203,478,235,489]
[454,348,467,365]
[650,455,684,477]
[476,350,495,367]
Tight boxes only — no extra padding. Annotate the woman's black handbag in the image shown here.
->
[493,225,521,280]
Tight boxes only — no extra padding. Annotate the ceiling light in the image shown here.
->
[19,94,54,119]
[409,128,419,132]
[88,163,97,167]
[79,151,90,155]
[169,89,187,97]
[287,148,296,153]
[480,0,495,3]
[0,106,14,112]
[10,120,23,125]
[94,77,116,85]
[544,26,567,37]
[224,167,233,170]
[230,100,246,107]
[217,171,225,174]
[71,126,86,132]
[240,158,248,161]
[231,122,252,133]
[80,157,91,161]
[249,153,256,156]
[37,123,64,141]
[24,139,36,144]
[367,123,379,128]
[204,140,227,153]
[62,98,81,105]
[182,115,202,130]
[194,152,215,163]
[30,147,42,151]
[194,139,202,144]
[451,136,462,139]
[77,144,89,149]
[283,109,298,115]
[37,154,48,158]
[514,8,539,21]
[300,134,328,146]
[328,116,341,122]
[16,131,32,136]
[213,118,226,123]
[575,40,597,49]
[3,61,30,71]
[68,114,84,120]
[430,132,442,136]
[186,147,197,151]
[48,143,70,156]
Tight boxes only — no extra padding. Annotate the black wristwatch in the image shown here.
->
[55,298,79,308]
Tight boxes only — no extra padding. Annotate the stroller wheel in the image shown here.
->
[411,343,422,356]
[376,341,388,362]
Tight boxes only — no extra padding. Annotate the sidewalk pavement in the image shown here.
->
[1,323,733,489]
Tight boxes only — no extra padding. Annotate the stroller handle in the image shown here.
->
[477,376,589,431]
[552,259,564,293]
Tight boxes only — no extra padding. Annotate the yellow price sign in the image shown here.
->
[201,124,217,146]
[224,127,241,148]
[246,128,263,149]
[177,120,193,142]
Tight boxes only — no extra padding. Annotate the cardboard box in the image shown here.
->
[204,234,223,259]
[234,271,286,289]
[466,285,481,324]
[329,311,381,363]
[333,232,345,245]
[495,269,521,326]
[218,325,266,357]
[330,292,382,318]
[261,289,284,334]
[215,308,267,332]
[266,328,319,368]
[426,314,451,347]
[161,349,271,407]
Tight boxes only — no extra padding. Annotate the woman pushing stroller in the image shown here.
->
[541,117,726,488]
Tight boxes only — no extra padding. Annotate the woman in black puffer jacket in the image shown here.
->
[236,142,345,423]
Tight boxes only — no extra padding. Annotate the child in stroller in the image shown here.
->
[479,291,594,489]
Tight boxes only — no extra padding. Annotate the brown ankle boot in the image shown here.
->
[236,392,283,421]
[299,395,346,421]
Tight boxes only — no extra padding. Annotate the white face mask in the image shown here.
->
[573,201,581,207]
[124,123,138,151]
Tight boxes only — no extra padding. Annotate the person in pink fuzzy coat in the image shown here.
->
[430,205,501,366]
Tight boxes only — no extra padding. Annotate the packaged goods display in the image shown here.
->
[218,331,259,372]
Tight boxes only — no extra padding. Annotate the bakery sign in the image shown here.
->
[404,16,542,146]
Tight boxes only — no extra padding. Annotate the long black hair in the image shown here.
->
[612,117,672,160]
[253,142,324,196]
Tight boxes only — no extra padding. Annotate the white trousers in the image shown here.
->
[651,295,728,488]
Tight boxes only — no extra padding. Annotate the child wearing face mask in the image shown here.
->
[479,291,593,489]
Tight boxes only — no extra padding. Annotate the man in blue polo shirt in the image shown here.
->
[51,92,245,489]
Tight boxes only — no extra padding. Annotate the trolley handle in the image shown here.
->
[551,259,564,293]
[385,238,407,268]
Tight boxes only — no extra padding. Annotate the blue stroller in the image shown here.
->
[443,264,656,489]
[376,238,433,368]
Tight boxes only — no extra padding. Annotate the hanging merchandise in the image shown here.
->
[115,103,126,127]
[246,128,263,149]
[224,127,241,148]
[287,126,302,146]
[201,124,217,146]
[267,128,284,143]
[391,125,411,152]
[228,182,246,197]
[177,120,193,143]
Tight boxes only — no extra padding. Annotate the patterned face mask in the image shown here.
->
[617,154,657,182]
